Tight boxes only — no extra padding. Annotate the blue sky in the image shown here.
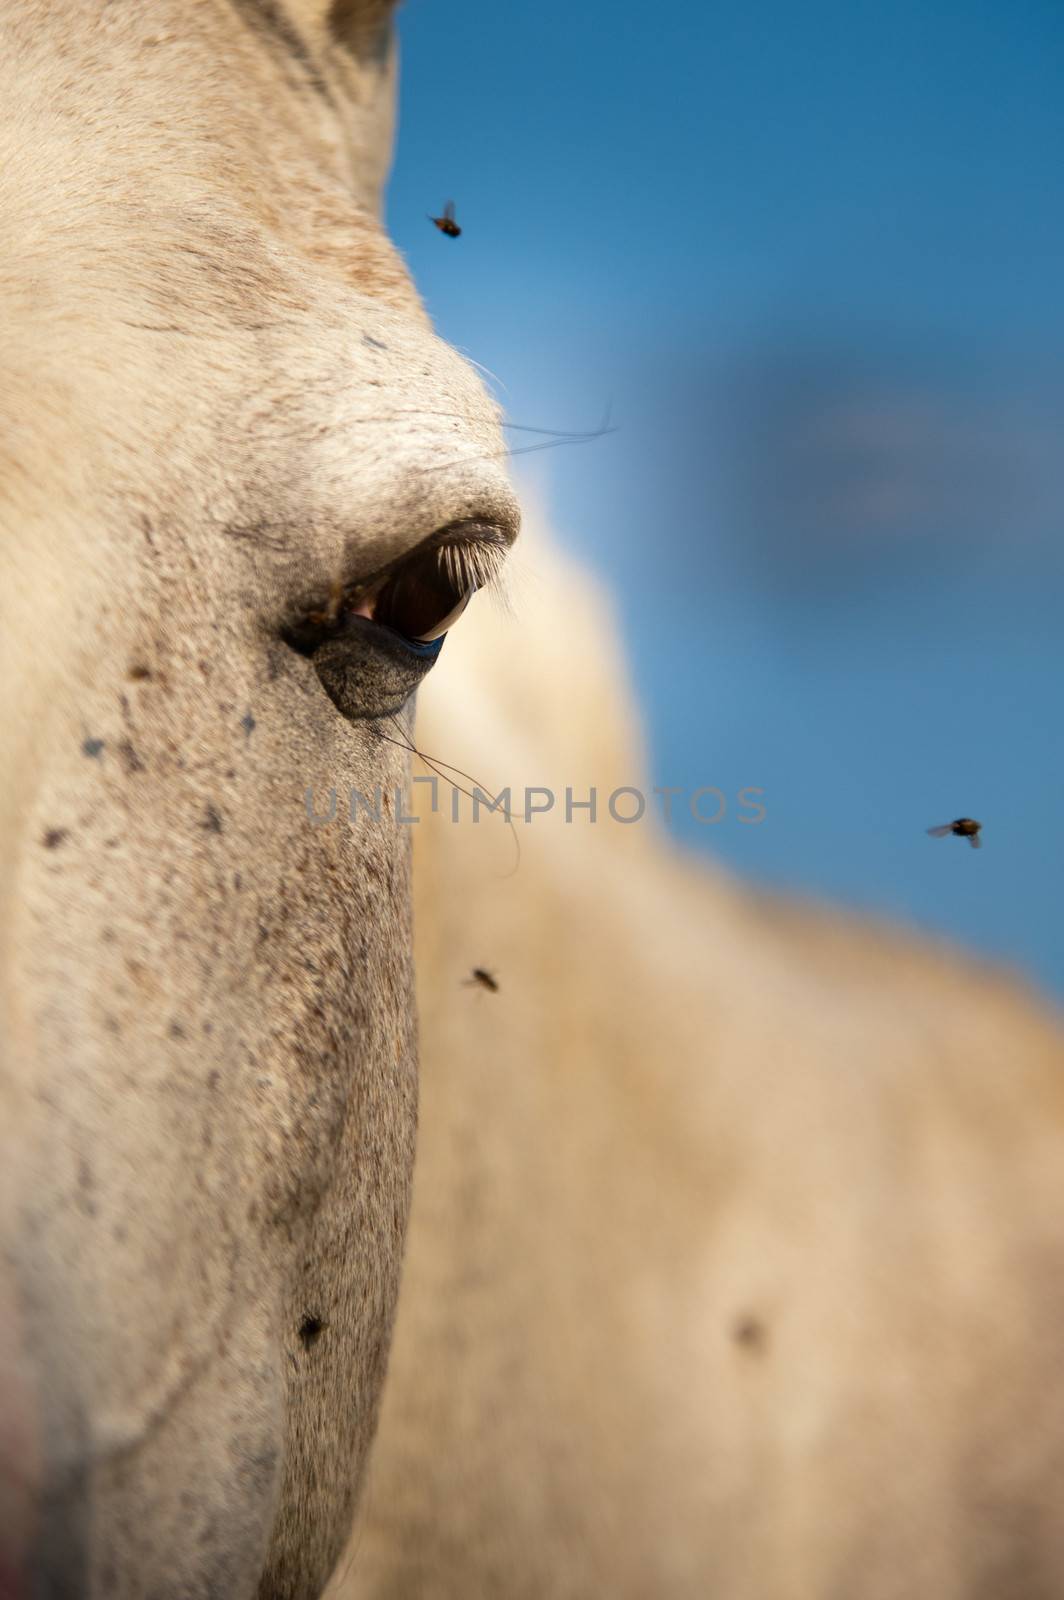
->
[387,0,1064,999]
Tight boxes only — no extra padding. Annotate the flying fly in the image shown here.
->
[429,200,461,238]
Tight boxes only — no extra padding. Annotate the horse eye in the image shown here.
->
[282,524,507,664]
[372,546,477,642]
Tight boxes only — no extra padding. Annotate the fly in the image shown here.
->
[463,968,499,993]
[927,818,982,849]
[428,200,461,238]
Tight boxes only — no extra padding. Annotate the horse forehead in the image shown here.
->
[0,0,514,454]
[0,0,426,343]
[0,0,510,718]
[0,177,502,508]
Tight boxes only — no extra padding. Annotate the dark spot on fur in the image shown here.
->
[233,872,243,891]
[117,739,145,775]
[362,333,389,351]
[128,664,152,682]
[197,1515,219,1552]
[203,803,224,834]
[140,516,156,551]
[78,1158,94,1192]
[241,1442,279,1499]
[240,709,256,738]
[732,1314,767,1354]
[298,1314,326,1350]
[168,1019,187,1041]
[103,1015,121,1035]
[124,958,157,994]
[207,1070,221,1091]
[223,520,288,552]
[42,828,69,849]
[82,737,105,759]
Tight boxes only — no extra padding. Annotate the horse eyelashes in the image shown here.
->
[371,534,505,643]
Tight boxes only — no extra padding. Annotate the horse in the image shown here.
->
[1,4,1063,1596]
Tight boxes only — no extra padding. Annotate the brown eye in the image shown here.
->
[281,523,509,675]
[369,524,508,642]
[372,547,476,642]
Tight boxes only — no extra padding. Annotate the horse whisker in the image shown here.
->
[380,714,521,875]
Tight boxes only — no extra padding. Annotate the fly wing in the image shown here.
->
[443,199,456,222]
[968,832,982,848]
[926,824,953,837]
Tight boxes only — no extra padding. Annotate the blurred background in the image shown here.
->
[387,0,1064,999]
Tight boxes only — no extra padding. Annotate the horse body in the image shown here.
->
[336,530,1064,1598]
[1,5,1063,1598]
